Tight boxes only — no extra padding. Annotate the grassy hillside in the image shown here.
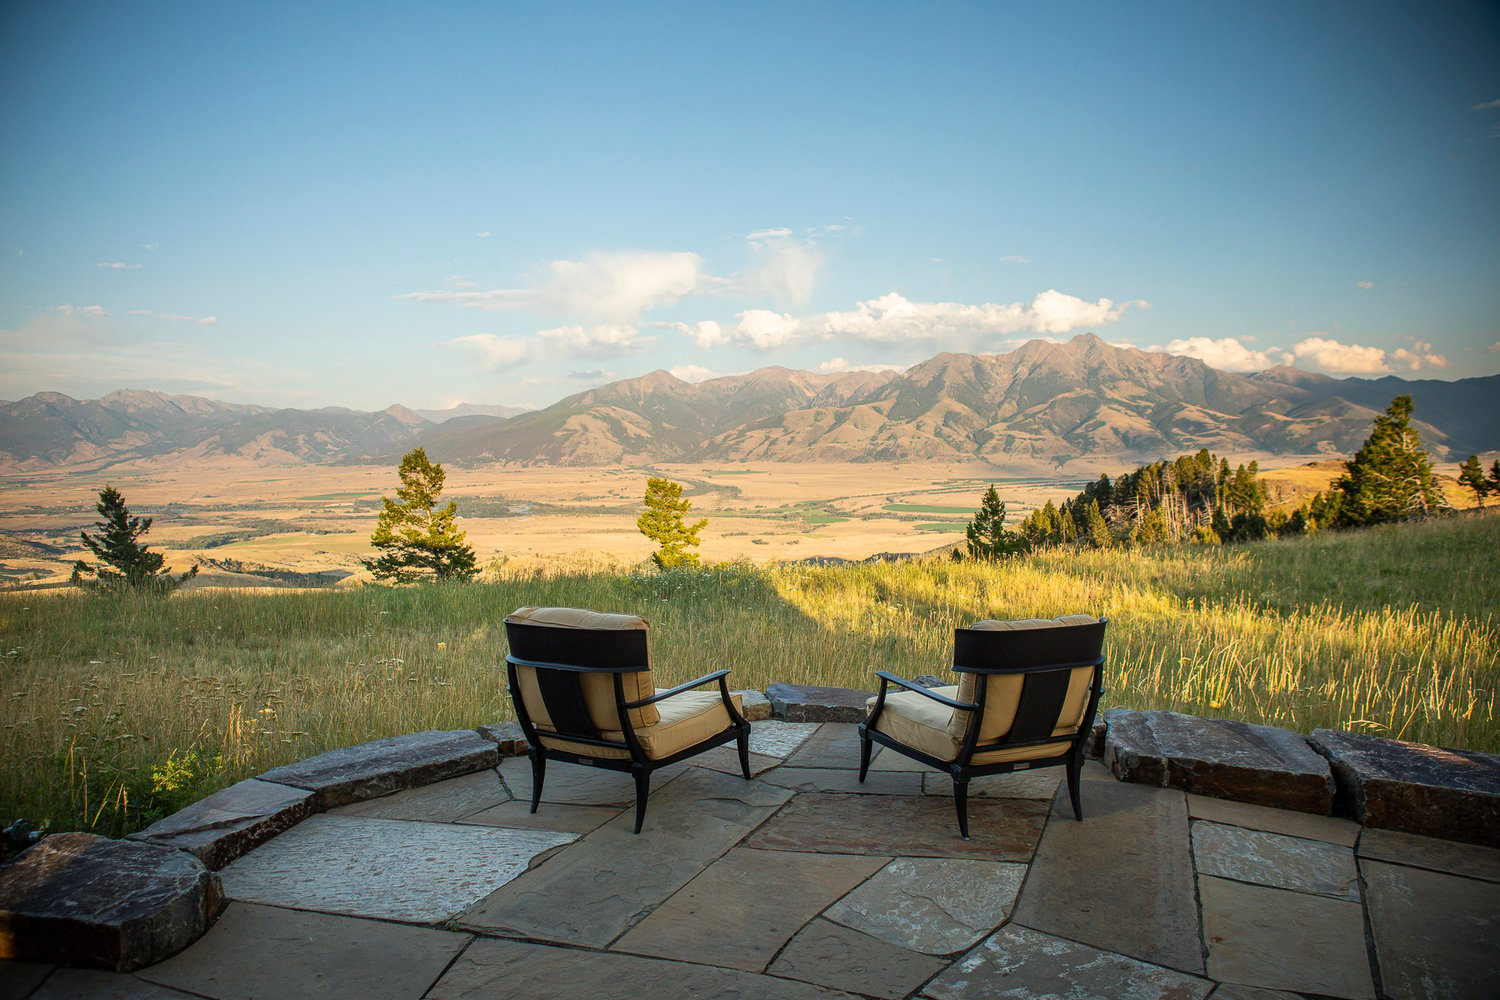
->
[2,511,1495,839]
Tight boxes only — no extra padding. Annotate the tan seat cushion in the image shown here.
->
[535,690,744,761]
[508,606,660,730]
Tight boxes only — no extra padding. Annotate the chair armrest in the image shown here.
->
[873,671,976,711]
[626,669,733,708]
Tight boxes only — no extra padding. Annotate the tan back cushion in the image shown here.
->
[507,606,660,731]
[949,614,1098,743]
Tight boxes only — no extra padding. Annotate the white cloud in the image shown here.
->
[157,313,217,326]
[57,303,109,318]
[668,364,717,382]
[399,251,705,322]
[818,357,906,374]
[1391,341,1449,371]
[1158,337,1291,371]
[96,262,141,270]
[739,229,823,307]
[476,231,492,238]
[141,242,159,250]
[1473,98,1500,110]
[1290,337,1391,374]
[438,333,529,370]
[735,309,805,349]
[1356,280,1375,289]
[536,323,649,355]
[657,319,728,350]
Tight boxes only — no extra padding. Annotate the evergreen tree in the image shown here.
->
[1059,507,1079,543]
[71,486,198,591]
[1084,499,1112,548]
[638,476,707,568]
[364,447,478,583]
[1457,455,1489,507]
[1333,395,1443,527]
[1489,460,1500,495]
[965,485,1026,559]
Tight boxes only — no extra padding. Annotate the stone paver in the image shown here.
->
[1187,792,1359,846]
[26,967,203,999]
[0,962,53,998]
[926,769,1062,800]
[693,747,782,776]
[461,767,791,947]
[923,924,1212,1000]
[760,766,923,795]
[1198,875,1374,999]
[614,848,885,971]
[825,857,1026,955]
[1013,778,1202,974]
[429,936,854,1000]
[771,918,948,999]
[785,722,872,769]
[459,799,622,833]
[128,778,315,870]
[329,768,509,822]
[748,791,1047,861]
[219,814,575,923]
[1192,821,1359,900]
[496,755,687,807]
[136,902,470,1000]
[1357,826,1500,882]
[745,719,822,757]
[258,728,499,809]
[1362,858,1500,1000]
[1207,987,1304,1000]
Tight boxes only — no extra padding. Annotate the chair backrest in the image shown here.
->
[504,606,661,736]
[948,615,1106,745]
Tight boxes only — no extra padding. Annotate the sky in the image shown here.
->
[1,1,1497,412]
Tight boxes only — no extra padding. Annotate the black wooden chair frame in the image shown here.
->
[858,618,1107,839]
[504,619,751,834]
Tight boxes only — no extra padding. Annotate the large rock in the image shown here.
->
[258,729,499,809]
[0,833,221,971]
[1308,728,1500,847]
[476,721,529,757]
[129,778,315,870]
[1105,709,1334,814]
[765,682,873,723]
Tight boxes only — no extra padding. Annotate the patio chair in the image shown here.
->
[858,614,1107,839]
[503,606,752,834]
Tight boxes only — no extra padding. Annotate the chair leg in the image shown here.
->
[737,727,752,780]
[857,730,872,782]
[953,778,971,840]
[1066,757,1084,821]
[528,751,546,814]
[632,770,651,834]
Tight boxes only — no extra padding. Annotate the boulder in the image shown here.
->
[733,689,773,722]
[1105,709,1335,814]
[1308,729,1500,847]
[476,721,530,757]
[258,729,499,809]
[766,683,875,724]
[129,778,315,870]
[0,833,220,971]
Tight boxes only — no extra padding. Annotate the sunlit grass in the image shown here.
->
[2,512,1494,838]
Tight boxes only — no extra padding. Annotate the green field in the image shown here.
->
[2,512,1495,839]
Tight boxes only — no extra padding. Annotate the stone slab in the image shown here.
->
[925,769,1062,800]
[1357,827,1500,882]
[692,747,782,776]
[1207,988,1304,1000]
[1362,858,1500,1000]
[733,688,772,721]
[923,924,1212,1000]
[0,962,52,998]
[1192,820,1358,899]
[1012,778,1202,974]
[1199,875,1374,999]
[770,918,947,999]
[329,768,509,822]
[27,967,204,999]
[497,755,687,807]
[219,814,575,923]
[1106,709,1334,814]
[461,767,793,947]
[759,766,924,796]
[476,720,529,756]
[1308,728,1500,846]
[747,791,1046,861]
[0,833,221,972]
[459,799,623,834]
[767,682,874,724]
[746,719,823,758]
[137,902,470,1000]
[825,857,1026,955]
[428,936,855,1000]
[785,722,871,769]
[1186,792,1359,846]
[128,778,315,871]
[258,728,500,809]
[614,848,885,972]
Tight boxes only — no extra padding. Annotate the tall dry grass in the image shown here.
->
[1,513,1494,838]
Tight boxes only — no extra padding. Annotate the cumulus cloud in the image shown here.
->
[1158,337,1291,371]
[1390,341,1449,371]
[536,323,649,355]
[97,262,141,270]
[1289,337,1392,374]
[669,364,717,382]
[438,333,529,370]
[818,357,907,374]
[400,251,705,321]
[656,319,728,350]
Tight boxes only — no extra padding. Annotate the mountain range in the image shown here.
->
[2,335,1494,472]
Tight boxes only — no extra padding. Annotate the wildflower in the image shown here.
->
[437,642,447,651]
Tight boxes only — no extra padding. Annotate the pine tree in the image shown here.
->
[1059,507,1079,543]
[965,485,1025,559]
[1333,395,1443,527]
[71,486,197,591]
[1084,499,1112,548]
[637,477,707,568]
[1457,455,1489,507]
[1489,460,1500,496]
[363,447,478,583]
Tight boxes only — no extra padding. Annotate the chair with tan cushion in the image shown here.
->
[858,614,1107,839]
[504,606,752,833]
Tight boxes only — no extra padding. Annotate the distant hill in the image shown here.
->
[412,402,531,423]
[2,336,1494,470]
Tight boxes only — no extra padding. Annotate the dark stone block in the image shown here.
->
[476,721,530,757]
[912,674,948,689]
[0,833,221,971]
[766,682,875,724]
[1085,719,1107,759]
[1105,709,1334,815]
[129,778,315,870]
[1308,728,1500,847]
[258,729,499,809]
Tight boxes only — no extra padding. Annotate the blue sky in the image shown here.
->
[2,1,1496,411]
